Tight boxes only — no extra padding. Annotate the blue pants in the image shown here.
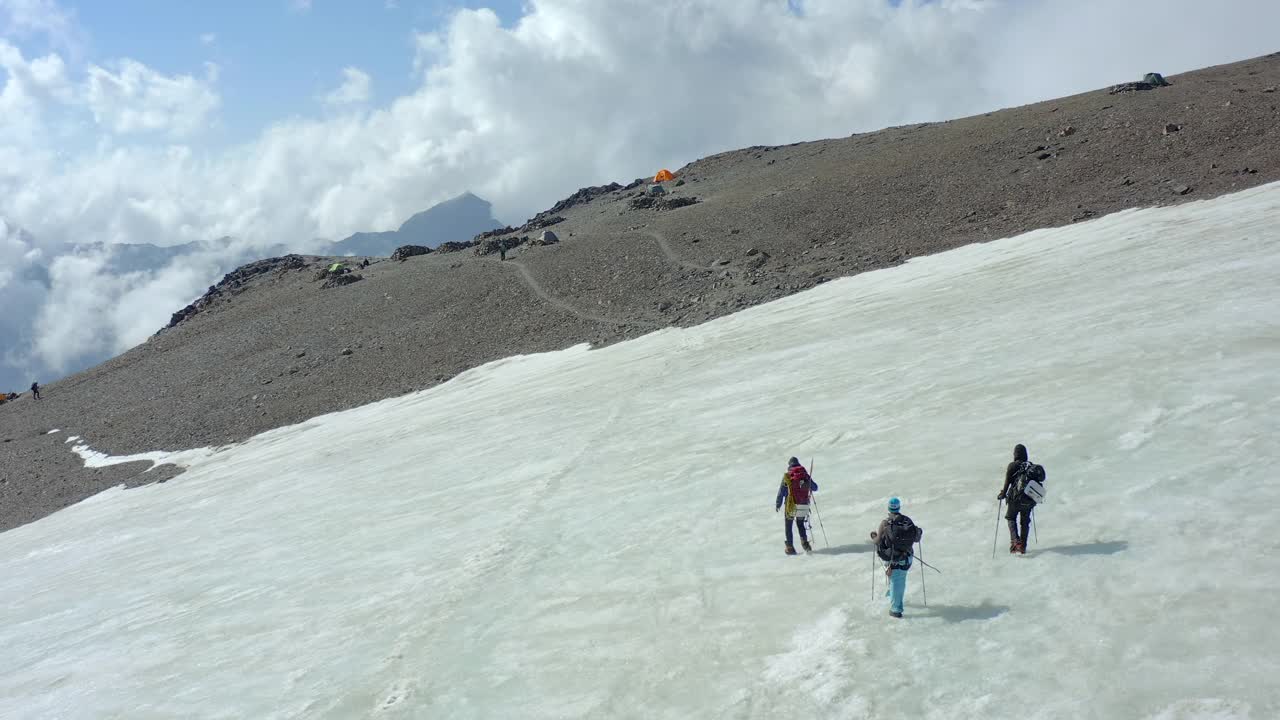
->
[885,558,912,614]
[785,516,810,546]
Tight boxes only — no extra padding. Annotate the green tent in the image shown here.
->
[1143,72,1170,87]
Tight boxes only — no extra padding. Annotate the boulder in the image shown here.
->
[321,273,363,289]
[436,240,477,254]
[629,194,701,212]
[630,195,658,210]
[474,236,529,256]
[1110,73,1169,95]
[473,226,516,242]
[391,244,431,261]
[1109,81,1155,95]
[660,196,700,211]
[519,215,566,233]
[474,237,503,256]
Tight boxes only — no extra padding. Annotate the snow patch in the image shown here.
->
[69,441,216,471]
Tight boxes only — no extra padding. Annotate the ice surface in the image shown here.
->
[3,184,1280,719]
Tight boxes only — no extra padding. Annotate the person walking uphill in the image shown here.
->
[775,457,818,555]
[998,444,1047,554]
[871,497,922,618]
[30,381,40,400]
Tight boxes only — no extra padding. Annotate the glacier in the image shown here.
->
[2,183,1279,719]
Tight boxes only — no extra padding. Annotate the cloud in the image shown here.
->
[4,0,1280,388]
[199,32,216,46]
[30,248,226,373]
[0,39,73,144]
[0,0,82,53]
[321,66,371,105]
[290,0,312,13]
[84,58,220,136]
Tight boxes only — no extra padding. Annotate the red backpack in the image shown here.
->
[787,466,812,504]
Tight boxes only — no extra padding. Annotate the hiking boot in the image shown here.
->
[1009,540,1019,554]
[1017,541,1027,554]
[801,539,812,552]
[890,611,903,618]
[785,544,797,555]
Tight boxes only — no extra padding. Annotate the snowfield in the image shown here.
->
[3,183,1279,719]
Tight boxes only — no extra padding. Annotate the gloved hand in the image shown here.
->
[775,505,781,513]
[997,492,1006,501]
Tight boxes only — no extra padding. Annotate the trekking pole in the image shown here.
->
[808,458,829,548]
[811,496,830,548]
[918,541,927,607]
[1032,508,1038,545]
[908,552,942,573]
[992,499,1003,559]
[870,549,876,601]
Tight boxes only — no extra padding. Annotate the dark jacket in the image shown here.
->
[876,513,922,566]
[1000,455,1042,507]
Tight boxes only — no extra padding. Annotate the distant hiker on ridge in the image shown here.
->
[871,497,922,618]
[775,457,817,555]
[998,444,1047,554]
[30,381,40,400]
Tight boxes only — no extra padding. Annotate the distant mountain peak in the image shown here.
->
[334,193,503,257]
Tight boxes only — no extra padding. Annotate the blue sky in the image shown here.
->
[18,0,523,145]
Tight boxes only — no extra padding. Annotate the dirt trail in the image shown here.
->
[645,230,714,272]
[506,260,661,330]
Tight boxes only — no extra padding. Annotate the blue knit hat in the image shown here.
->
[888,497,901,513]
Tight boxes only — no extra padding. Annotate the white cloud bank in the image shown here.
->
[2,0,1280,386]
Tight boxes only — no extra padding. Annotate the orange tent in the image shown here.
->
[654,169,675,182]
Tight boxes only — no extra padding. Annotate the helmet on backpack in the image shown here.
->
[888,497,901,513]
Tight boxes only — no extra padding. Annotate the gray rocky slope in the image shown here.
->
[2,53,1278,532]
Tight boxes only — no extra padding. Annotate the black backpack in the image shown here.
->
[877,514,919,561]
[1008,462,1046,504]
